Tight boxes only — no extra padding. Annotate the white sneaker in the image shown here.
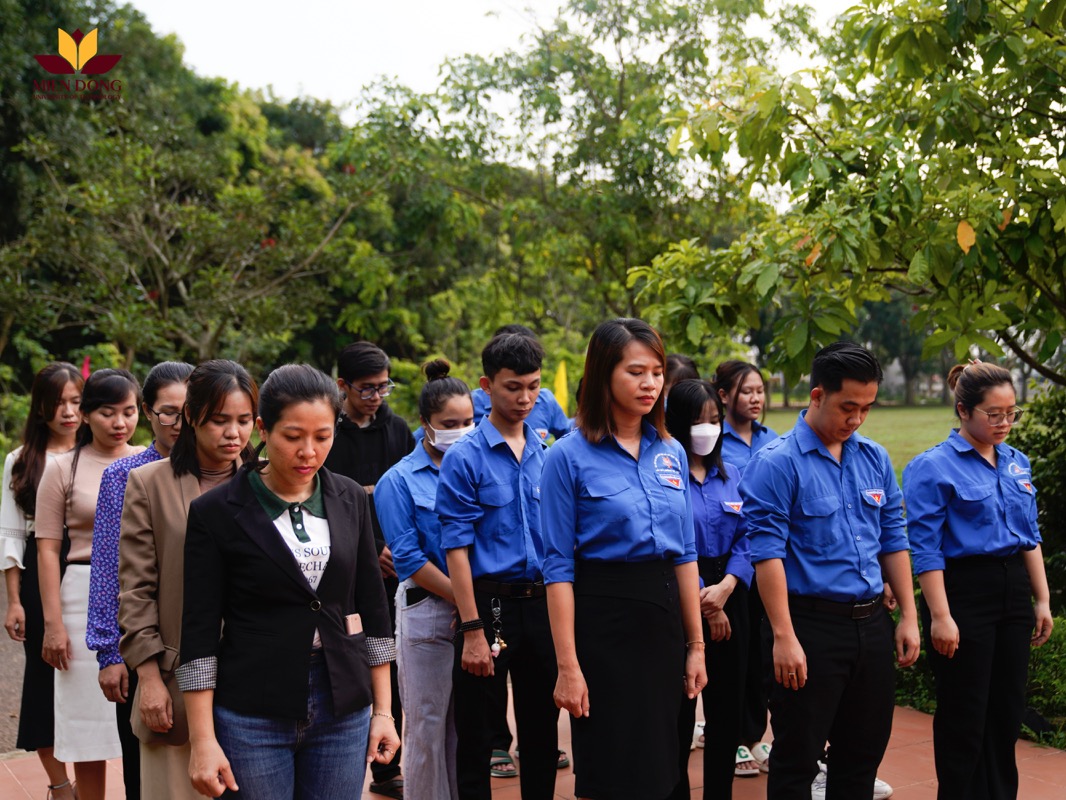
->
[810,760,893,799]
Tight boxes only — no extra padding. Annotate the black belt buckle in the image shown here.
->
[513,583,535,599]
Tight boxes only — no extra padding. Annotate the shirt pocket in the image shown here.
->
[582,475,639,523]
[952,482,994,527]
[795,493,839,547]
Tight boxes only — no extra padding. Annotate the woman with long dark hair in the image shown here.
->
[36,368,144,800]
[118,360,258,798]
[541,318,707,800]
[178,364,399,799]
[665,379,753,799]
[2,362,83,800]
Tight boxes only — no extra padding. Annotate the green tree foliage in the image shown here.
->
[640,0,1066,385]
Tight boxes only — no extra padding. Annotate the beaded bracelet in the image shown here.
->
[371,712,395,721]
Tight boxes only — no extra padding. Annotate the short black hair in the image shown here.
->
[259,364,341,432]
[337,341,390,382]
[493,324,537,339]
[481,333,544,379]
[810,341,883,394]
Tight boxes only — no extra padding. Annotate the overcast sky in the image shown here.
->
[124,0,856,116]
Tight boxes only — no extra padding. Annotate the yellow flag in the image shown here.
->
[554,361,569,416]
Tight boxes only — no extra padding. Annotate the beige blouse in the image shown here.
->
[36,444,144,562]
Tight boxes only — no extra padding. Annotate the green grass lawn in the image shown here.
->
[762,404,959,482]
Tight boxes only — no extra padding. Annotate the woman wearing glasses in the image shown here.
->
[903,361,1053,800]
[85,362,193,797]
[323,341,414,799]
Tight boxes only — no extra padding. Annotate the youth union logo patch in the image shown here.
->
[1017,480,1033,494]
[1008,462,1029,476]
[863,489,885,506]
[724,501,743,513]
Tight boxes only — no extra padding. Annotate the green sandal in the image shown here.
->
[490,749,518,778]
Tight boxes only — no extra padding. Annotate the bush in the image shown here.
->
[1009,387,1066,614]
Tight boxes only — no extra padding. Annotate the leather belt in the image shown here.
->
[473,579,546,598]
[790,593,883,620]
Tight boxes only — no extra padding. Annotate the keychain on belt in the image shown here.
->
[490,597,507,657]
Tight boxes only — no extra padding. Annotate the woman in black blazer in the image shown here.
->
[177,364,399,799]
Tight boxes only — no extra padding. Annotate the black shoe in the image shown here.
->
[368,777,404,799]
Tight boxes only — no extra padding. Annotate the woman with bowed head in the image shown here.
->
[36,368,145,800]
[118,360,258,798]
[541,318,707,800]
[664,379,754,798]
[712,359,778,770]
[86,360,194,799]
[376,358,475,800]
[178,363,399,799]
[904,361,1053,800]
[2,362,83,800]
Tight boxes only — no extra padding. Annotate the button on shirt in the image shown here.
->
[691,463,753,588]
[376,444,448,582]
[540,423,697,585]
[436,418,546,582]
[472,387,571,441]
[720,419,778,475]
[740,411,907,602]
[903,429,1040,575]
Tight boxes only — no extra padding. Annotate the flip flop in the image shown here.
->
[735,745,761,777]
[490,749,518,778]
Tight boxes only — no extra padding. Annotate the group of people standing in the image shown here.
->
[0,317,1052,800]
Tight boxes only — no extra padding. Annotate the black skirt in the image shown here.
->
[571,559,685,800]
[17,536,58,751]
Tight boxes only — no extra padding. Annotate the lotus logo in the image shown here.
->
[35,28,122,75]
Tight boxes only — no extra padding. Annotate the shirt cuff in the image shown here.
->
[95,646,124,669]
[366,636,396,667]
[911,552,946,575]
[176,657,217,692]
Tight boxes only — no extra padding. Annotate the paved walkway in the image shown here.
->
[3,703,1064,799]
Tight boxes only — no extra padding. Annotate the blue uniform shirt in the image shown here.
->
[691,462,753,588]
[540,423,697,585]
[903,429,1040,575]
[375,443,448,582]
[436,417,546,582]
[740,411,907,602]
[472,387,570,442]
[720,419,778,475]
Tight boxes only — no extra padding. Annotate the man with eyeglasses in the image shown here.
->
[324,341,414,800]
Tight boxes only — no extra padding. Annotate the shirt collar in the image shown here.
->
[409,440,439,473]
[795,409,861,457]
[947,428,1008,461]
[248,470,326,520]
[480,417,539,455]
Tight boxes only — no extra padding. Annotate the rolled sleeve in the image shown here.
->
[375,467,428,582]
[725,514,754,588]
[1,451,27,570]
[875,454,908,556]
[902,455,948,574]
[540,446,578,584]
[366,636,396,667]
[435,450,482,552]
[739,457,795,564]
[176,656,217,692]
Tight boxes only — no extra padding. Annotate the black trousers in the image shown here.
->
[922,554,1034,800]
[453,590,558,800]
[116,667,140,800]
[370,575,403,784]
[765,603,896,800]
[739,573,770,743]
[671,565,751,800]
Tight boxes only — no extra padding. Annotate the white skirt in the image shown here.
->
[54,564,122,762]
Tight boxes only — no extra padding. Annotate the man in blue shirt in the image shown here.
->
[740,342,920,800]
[436,333,558,800]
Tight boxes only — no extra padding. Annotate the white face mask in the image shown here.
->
[428,423,475,453]
[689,423,721,457]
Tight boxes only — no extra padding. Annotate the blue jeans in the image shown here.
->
[214,651,371,799]
[396,582,459,800]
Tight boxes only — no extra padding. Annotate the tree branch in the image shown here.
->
[998,328,1066,386]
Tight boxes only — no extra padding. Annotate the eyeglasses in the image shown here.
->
[972,407,1024,426]
[149,408,182,427]
[346,379,395,400]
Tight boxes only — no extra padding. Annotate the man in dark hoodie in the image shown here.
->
[325,340,415,799]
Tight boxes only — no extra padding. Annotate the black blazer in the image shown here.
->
[180,465,391,719]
